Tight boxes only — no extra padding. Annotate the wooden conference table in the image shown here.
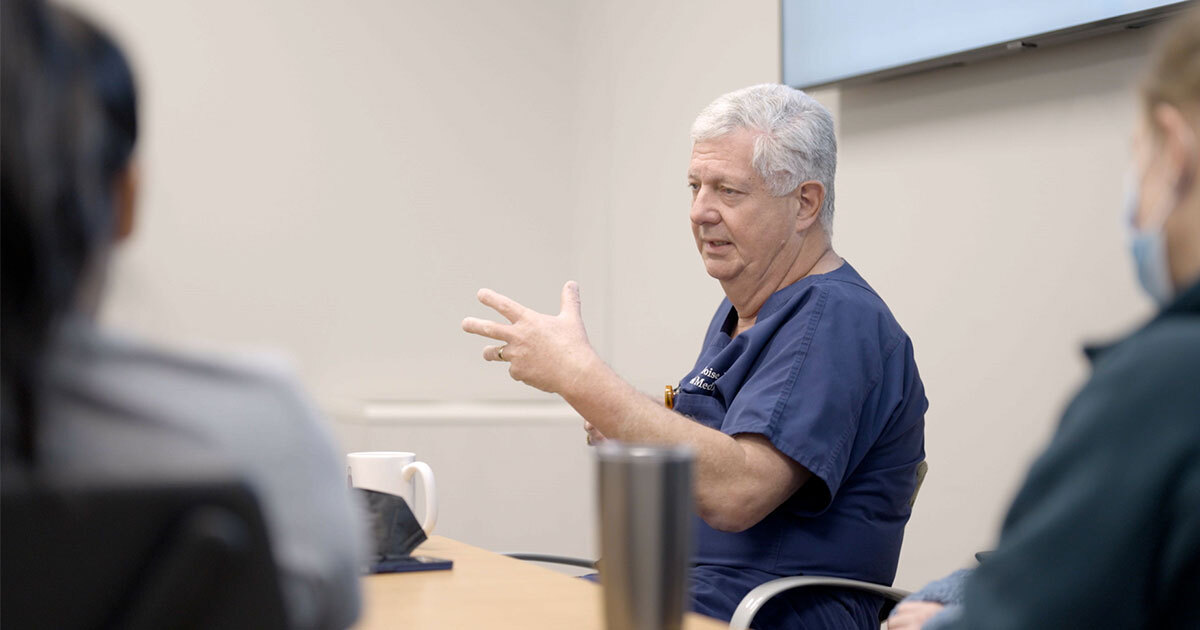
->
[355,536,728,629]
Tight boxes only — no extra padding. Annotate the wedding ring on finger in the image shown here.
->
[498,345,507,361]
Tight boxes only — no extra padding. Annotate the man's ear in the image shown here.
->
[113,162,138,242]
[793,180,825,232]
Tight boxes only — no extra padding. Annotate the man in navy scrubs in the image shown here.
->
[463,84,927,628]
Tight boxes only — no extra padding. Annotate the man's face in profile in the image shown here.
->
[687,129,801,286]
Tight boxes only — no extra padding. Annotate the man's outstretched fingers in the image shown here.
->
[477,288,528,323]
[560,281,581,318]
[462,317,511,341]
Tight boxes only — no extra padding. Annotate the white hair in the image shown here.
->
[690,84,837,232]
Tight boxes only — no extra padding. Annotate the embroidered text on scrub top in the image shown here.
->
[689,367,723,392]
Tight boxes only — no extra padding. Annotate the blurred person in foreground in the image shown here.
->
[464,84,927,627]
[889,9,1200,630]
[0,1,363,627]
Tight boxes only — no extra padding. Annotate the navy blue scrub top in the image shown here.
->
[673,262,926,586]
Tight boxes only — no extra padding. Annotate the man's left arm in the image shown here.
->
[462,282,808,533]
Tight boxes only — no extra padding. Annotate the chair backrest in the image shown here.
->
[909,460,929,509]
[1,471,288,630]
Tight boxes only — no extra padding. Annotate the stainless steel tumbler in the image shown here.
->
[597,442,694,630]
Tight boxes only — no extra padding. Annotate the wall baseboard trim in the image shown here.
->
[324,399,580,426]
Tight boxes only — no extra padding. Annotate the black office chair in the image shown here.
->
[1,469,289,630]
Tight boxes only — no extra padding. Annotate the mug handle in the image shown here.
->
[401,461,437,535]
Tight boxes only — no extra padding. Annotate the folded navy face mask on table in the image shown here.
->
[355,489,426,571]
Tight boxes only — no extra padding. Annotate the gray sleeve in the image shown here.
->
[239,373,367,630]
[41,325,367,629]
[888,568,970,630]
[898,568,972,607]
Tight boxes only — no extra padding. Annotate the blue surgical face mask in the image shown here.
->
[1124,173,1175,305]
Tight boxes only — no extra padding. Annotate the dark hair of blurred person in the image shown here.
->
[1,0,137,463]
[0,2,364,627]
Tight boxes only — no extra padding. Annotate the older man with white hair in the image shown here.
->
[463,84,927,628]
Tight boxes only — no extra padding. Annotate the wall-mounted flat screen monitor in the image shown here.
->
[782,0,1191,89]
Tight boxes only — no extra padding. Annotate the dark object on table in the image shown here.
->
[372,555,454,574]
[356,488,430,573]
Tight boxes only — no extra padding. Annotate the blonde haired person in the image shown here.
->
[890,9,1200,630]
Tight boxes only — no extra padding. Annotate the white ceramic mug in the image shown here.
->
[347,451,438,535]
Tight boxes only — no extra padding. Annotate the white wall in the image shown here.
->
[73,0,1161,589]
[80,0,579,403]
[567,0,782,378]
